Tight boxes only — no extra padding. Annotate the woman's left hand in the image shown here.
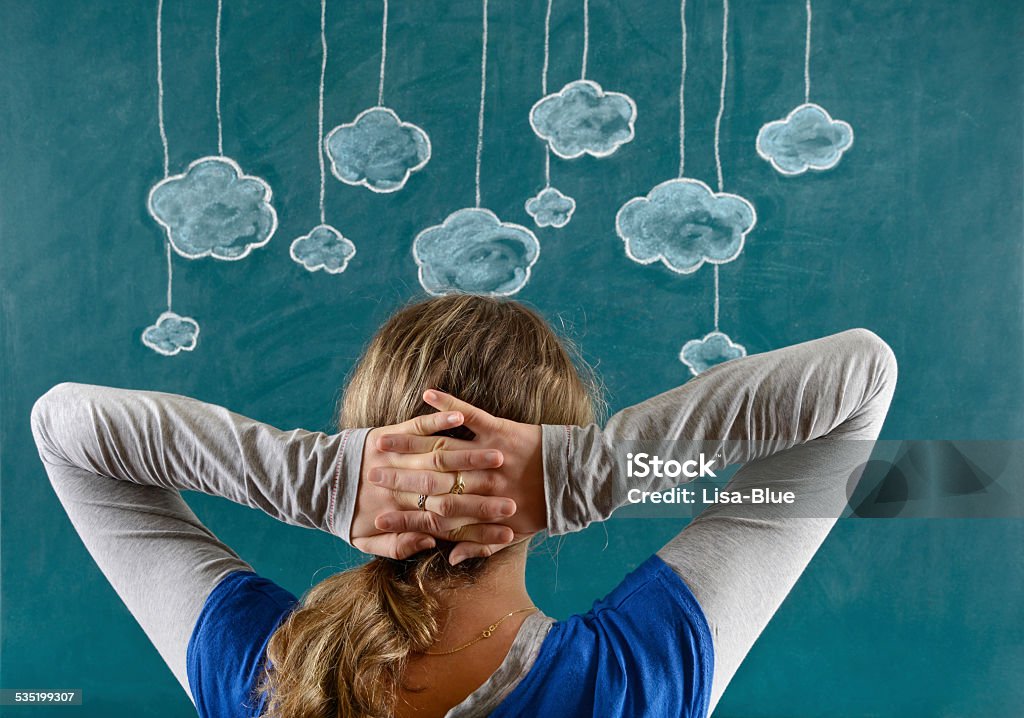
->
[350,408,520,560]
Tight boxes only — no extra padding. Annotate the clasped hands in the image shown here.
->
[351,389,547,565]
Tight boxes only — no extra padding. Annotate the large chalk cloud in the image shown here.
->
[756,103,853,175]
[325,107,431,193]
[530,80,637,159]
[413,208,540,296]
[148,156,277,260]
[616,178,757,274]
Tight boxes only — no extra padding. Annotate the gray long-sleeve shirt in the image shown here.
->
[29,327,896,715]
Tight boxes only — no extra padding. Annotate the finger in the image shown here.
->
[376,491,516,523]
[374,508,461,536]
[368,467,504,496]
[449,542,508,566]
[367,514,514,545]
[352,532,436,560]
[443,523,515,545]
[423,493,516,521]
[375,433,478,455]
[373,497,515,535]
[423,389,502,434]
[378,447,504,473]
[391,410,465,438]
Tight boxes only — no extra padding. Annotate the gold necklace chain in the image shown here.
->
[423,606,538,656]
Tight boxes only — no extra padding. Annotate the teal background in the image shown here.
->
[2,0,1022,715]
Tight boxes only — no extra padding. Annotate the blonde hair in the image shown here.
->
[254,293,604,718]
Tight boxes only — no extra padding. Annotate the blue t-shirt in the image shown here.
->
[186,555,714,717]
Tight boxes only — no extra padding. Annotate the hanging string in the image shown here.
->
[713,266,720,331]
[712,0,730,332]
[580,0,589,79]
[543,0,553,186]
[156,0,173,312]
[378,0,388,106]
[678,0,687,177]
[713,0,728,192]
[157,0,169,177]
[215,0,224,155]
[804,0,812,103]
[318,0,327,223]
[474,0,488,208]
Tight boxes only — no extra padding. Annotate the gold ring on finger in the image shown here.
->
[450,471,465,495]
[417,494,428,510]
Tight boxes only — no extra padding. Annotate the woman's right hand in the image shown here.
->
[368,389,547,564]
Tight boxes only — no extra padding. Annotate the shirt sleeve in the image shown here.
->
[186,570,299,718]
[491,554,714,718]
[30,382,369,542]
[539,328,897,534]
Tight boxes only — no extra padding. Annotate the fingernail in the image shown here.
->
[447,413,461,425]
[424,390,438,401]
[449,554,462,566]
[379,437,393,450]
[417,538,435,551]
[499,500,516,516]
[486,451,501,463]
[368,473,383,484]
[377,518,394,530]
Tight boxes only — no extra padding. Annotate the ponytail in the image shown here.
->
[255,551,482,718]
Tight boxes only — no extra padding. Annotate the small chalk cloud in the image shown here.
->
[148,156,277,260]
[530,80,637,159]
[413,208,540,296]
[525,187,576,228]
[616,178,756,274]
[290,224,356,274]
[679,331,746,376]
[325,107,431,193]
[756,103,854,175]
[142,311,200,356]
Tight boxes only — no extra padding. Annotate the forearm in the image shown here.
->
[30,382,368,543]
[541,328,898,534]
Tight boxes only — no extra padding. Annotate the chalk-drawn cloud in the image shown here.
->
[147,156,277,260]
[142,311,200,356]
[413,208,540,296]
[615,178,757,274]
[530,80,637,159]
[756,103,854,175]
[680,331,746,376]
[325,107,431,193]
[290,224,356,274]
[525,187,576,228]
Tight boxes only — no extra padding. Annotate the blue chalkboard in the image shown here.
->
[2,0,1021,715]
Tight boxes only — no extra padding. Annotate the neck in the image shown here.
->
[429,546,533,653]
[395,545,535,717]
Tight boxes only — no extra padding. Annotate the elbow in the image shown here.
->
[31,382,75,422]
[847,328,898,385]
[29,382,81,454]
[841,329,899,411]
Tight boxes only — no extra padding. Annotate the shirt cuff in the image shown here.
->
[329,427,371,545]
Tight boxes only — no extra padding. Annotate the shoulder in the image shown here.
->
[187,570,299,718]
[494,555,714,718]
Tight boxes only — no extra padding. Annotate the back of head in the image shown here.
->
[256,293,603,718]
